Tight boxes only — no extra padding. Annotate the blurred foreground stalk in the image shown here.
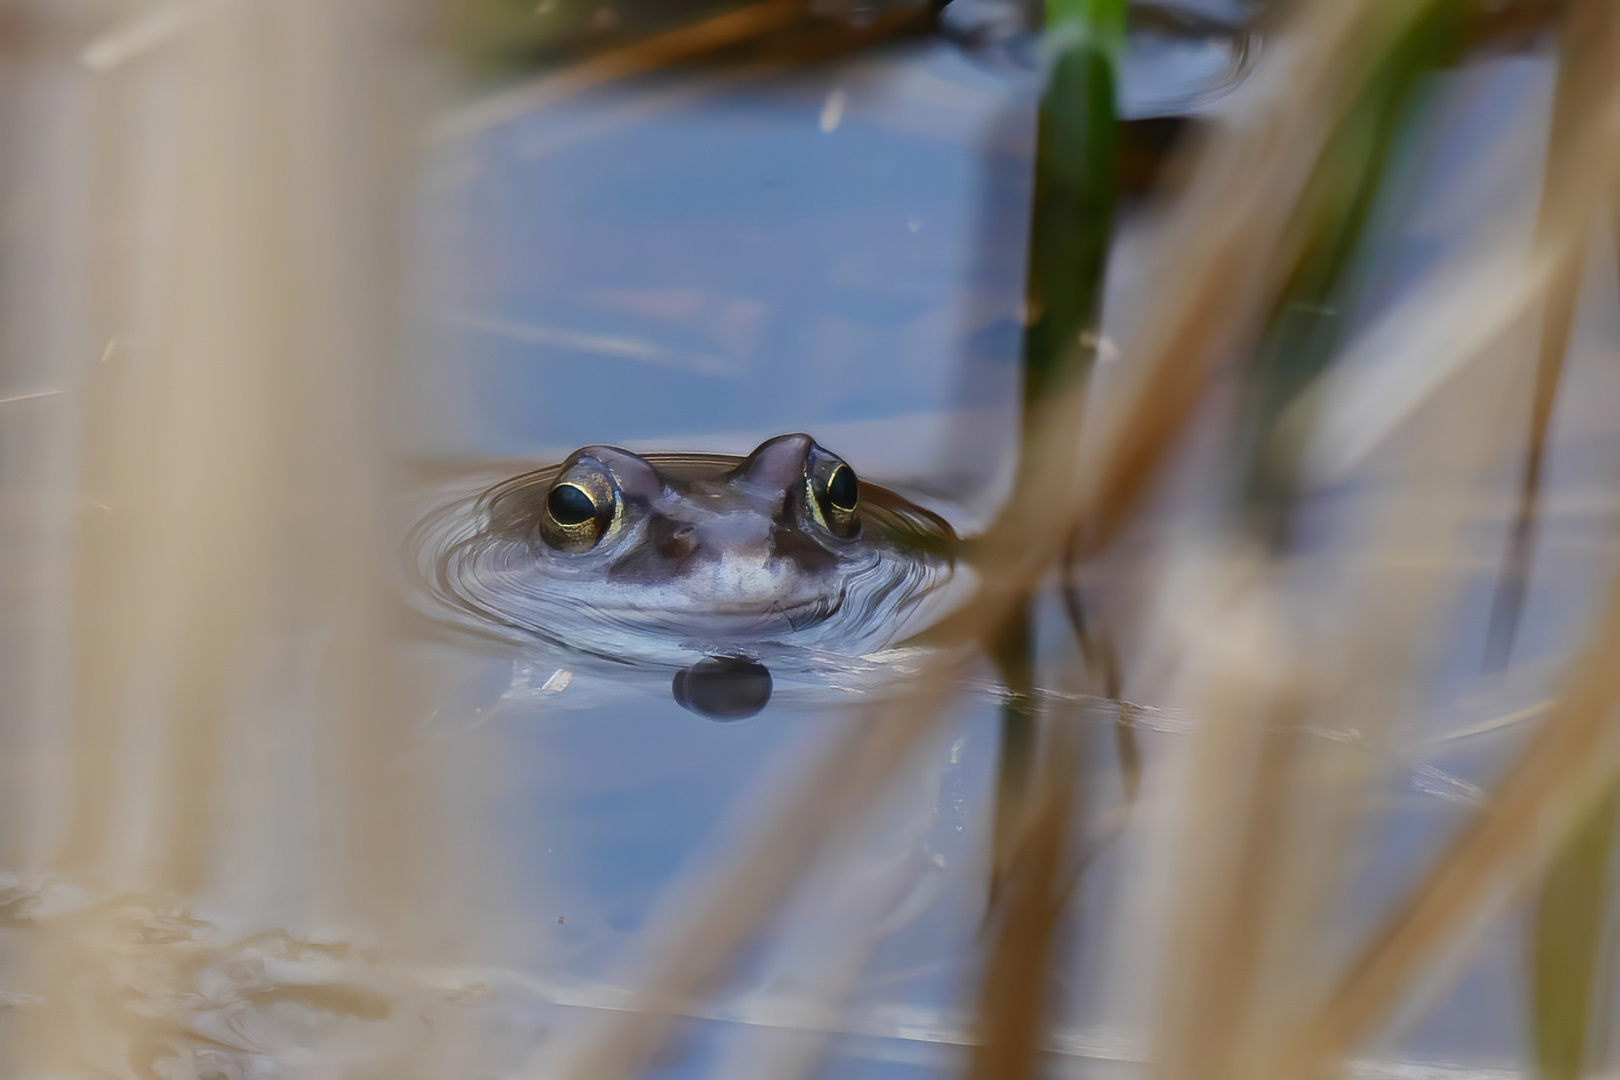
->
[1255,2,1620,1078]
[1485,0,1615,671]
[1,2,423,1074]
[528,2,1620,1078]
[981,0,1123,1074]
[1517,11,1620,1080]
[70,2,1613,1078]
[1534,787,1620,1080]
[1234,0,1466,546]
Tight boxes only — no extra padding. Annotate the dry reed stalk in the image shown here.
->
[1154,330,1535,1080]
[1067,0,1444,560]
[1280,557,1620,1077]
[1258,8,1620,1071]
[1484,0,1609,670]
[1169,198,1576,1080]
[1150,576,1306,1080]
[967,694,1087,1080]
[9,1,420,1074]
[704,807,947,1080]
[531,3,1496,1075]
[919,0,1443,640]
[538,370,1104,1080]
[966,6,1513,1063]
[1485,249,1583,664]
[434,0,810,141]
[538,678,962,1080]
[1151,5,1620,1077]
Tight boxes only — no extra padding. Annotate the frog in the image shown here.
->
[409,433,962,714]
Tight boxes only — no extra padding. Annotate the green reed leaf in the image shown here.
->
[1234,0,1466,546]
[1018,2,1124,409]
[1533,786,1620,1080]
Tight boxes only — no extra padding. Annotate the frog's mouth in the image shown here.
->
[591,589,844,635]
[691,593,842,632]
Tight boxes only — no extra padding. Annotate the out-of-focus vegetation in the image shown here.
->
[5,1,1620,1078]
[444,0,938,82]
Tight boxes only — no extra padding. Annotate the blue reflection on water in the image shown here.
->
[409,26,1620,1079]
[414,42,1035,460]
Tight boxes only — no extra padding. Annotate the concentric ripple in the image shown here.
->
[406,454,963,675]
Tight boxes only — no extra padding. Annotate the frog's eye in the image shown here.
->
[826,465,857,512]
[807,450,860,539]
[539,462,618,552]
[547,484,596,525]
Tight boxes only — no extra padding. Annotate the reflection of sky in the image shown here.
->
[411,32,1620,1080]
[413,42,1036,469]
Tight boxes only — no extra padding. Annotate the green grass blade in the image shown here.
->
[1019,5,1124,409]
[1233,0,1465,545]
[1533,786,1620,1080]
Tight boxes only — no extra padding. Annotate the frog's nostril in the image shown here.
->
[657,524,698,560]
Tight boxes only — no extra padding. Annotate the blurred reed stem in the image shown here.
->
[1018,0,1123,411]
[1162,7,1620,1080]
[545,682,963,1080]
[1533,786,1620,1080]
[438,0,807,139]
[1234,0,1465,547]
[1064,0,1447,564]
[981,2,1124,1073]
[1501,10,1620,1075]
[1282,556,1620,1079]
[1484,0,1607,671]
[989,0,1123,890]
[969,709,1086,1080]
[1269,2,1620,1067]
[1141,32,1489,1075]
[366,4,1620,1079]
[8,1,422,1074]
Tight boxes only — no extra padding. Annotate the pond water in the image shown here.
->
[392,23,1620,1080]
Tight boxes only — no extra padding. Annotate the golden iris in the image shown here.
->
[539,467,617,552]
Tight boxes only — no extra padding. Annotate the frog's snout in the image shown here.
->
[688,514,775,562]
[655,522,699,561]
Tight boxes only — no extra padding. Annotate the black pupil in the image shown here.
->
[826,465,857,511]
[547,482,598,526]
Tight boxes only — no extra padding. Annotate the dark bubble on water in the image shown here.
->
[672,655,773,721]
